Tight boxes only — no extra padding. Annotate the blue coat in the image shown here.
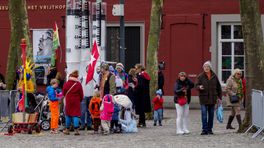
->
[46,86,59,102]
[112,104,120,121]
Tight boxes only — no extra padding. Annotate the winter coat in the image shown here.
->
[112,104,120,121]
[225,76,243,107]
[174,78,194,104]
[127,75,137,108]
[62,78,83,117]
[195,71,222,105]
[100,95,114,121]
[100,72,116,98]
[89,96,102,119]
[152,96,164,111]
[135,71,151,114]
[158,70,164,94]
[46,86,59,102]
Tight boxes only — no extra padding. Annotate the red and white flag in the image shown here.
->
[86,41,100,84]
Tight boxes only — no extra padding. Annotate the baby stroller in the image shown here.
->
[34,93,50,131]
[113,95,138,133]
[34,93,65,131]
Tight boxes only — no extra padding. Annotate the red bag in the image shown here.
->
[178,96,187,106]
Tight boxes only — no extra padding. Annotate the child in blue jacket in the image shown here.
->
[110,103,121,133]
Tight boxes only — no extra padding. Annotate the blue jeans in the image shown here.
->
[66,116,79,129]
[201,104,215,132]
[154,109,163,123]
[80,96,92,127]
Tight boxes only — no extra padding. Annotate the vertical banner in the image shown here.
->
[32,29,53,85]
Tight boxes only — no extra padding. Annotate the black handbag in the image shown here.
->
[230,95,239,103]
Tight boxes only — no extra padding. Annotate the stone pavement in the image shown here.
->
[0,109,263,148]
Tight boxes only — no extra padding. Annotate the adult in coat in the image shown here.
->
[62,70,84,135]
[99,63,116,98]
[174,72,194,134]
[127,68,137,109]
[225,68,244,132]
[196,61,222,135]
[134,64,151,127]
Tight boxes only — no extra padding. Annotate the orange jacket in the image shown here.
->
[89,97,102,118]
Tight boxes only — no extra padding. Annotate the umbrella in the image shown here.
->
[113,95,132,109]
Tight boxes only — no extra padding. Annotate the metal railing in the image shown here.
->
[245,89,264,141]
[0,90,20,132]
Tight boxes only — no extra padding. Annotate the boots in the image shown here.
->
[74,129,80,136]
[226,116,235,129]
[63,128,70,135]
[236,114,243,132]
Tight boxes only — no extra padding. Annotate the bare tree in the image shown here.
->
[239,0,264,132]
[6,0,32,90]
[146,0,164,101]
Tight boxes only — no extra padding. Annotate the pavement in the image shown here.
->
[0,109,263,148]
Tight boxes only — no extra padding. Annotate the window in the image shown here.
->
[218,23,244,83]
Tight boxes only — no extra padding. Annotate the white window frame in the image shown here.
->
[217,23,244,83]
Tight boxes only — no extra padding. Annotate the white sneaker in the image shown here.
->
[176,130,184,135]
[183,129,190,134]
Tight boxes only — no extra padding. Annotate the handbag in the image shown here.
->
[178,96,187,106]
[230,95,239,103]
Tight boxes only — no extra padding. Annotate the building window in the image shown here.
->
[218,23,244,83]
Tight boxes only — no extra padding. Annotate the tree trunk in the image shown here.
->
[6,0,33,90]
[145,0,163,119]
[239,0,264,132]
[146,0,163,100]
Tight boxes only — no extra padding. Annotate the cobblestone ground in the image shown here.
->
[0,109,263,148]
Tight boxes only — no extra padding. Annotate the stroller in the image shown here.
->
[34,93,65,131]
[113,95,138,133]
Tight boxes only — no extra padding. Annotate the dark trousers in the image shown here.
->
[139,111,146,125]
[110,120,121,130]
[93,118,101,131]
[201,104,215,132]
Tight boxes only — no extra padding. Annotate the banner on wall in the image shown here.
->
[32,29,53,85]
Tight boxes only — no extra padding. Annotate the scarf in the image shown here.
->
[234,76,243,99]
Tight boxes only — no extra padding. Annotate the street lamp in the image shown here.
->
[20,38,27,115]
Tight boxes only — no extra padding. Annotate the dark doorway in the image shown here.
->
[106,26,141,72]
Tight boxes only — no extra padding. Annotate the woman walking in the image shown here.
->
[226,68,244,132]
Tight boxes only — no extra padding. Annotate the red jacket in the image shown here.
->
[63,78,83,116]
[152,96,164,111]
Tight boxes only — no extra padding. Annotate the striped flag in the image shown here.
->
[51,22,60,66]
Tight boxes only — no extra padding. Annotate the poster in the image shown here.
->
[33,29,53,64]
[32,29,53,85]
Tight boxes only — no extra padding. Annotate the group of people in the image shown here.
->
[46,62,157,135]
[174,61,245,135]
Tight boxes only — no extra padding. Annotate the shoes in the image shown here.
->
[74,129,80,136]
[176,130,184,135]
[63,129,70,135]
[87,126,93,130]
[201,130,208,135]
[226,124,235,130]
[79,126,85,131]
[207,130,214,135]
[183,129,190,134]
[50,129,58,134]
[159,123,162,126]
[153,123,157,126]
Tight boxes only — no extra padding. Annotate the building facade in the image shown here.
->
[0,0,264,96]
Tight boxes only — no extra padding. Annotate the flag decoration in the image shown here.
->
[86,41,100,84]
[51,22,60,66]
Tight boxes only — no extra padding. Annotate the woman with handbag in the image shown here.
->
[226,68,244,132]
[62,70,84,135]
[174,72,194,134]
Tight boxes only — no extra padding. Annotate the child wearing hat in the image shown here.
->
[152,89,164,126]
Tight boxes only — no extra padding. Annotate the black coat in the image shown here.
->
[174,78,194,104]
[127,75,137,108]
[158,70,164,94]
[135,72,151,114]
[195,71,222,105]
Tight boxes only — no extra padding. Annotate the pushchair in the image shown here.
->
[34,93,65,131]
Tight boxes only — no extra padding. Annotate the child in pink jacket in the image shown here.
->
[100,94,114,135]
